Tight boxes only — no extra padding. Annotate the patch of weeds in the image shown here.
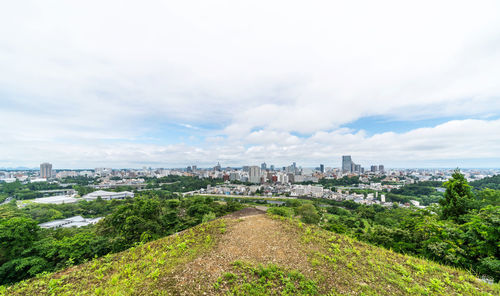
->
[215,261,319,295]
[428,278,444,293]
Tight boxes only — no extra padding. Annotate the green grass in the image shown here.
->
[1,219,227,296]
[2,213,499,296]
[213,260,319,296]
[271,214,500,295]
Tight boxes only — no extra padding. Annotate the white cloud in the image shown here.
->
[2,118,500,168]
[1,1,500,167]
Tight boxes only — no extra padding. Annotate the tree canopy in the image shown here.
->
[440,169,475,221]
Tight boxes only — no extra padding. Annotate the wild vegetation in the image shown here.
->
[0,194,242,285]
[471,175,500,190]
[268,171,500,283]
[0,181,64,202]
[1,170,499,293]
[2,209,498,295]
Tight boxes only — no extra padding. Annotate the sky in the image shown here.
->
[1,0,500,169]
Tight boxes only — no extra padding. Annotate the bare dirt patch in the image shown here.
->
[169,213,314,295]
[222,207,266,219]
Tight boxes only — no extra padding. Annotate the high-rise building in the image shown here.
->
[261,162,267,170]
[40,163,53,178]
[229,172,241,181]
[342,156,352,173]
[270,165,275,171]
[319,164,325,173]
[354,164,361,173]
[249,166,261,184]
[371,165,377,172]
[378,165,385,174]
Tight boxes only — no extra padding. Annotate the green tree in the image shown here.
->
[476,189,500,207]
[0,217,48,284]
[0,217,40,262]
[440,169,475,221]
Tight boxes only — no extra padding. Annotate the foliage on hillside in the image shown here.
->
[2,213,498,295]
[0,181,64,201]
[389,181,444,205]
[277,215,499,295]
[144,175,222,192]
[271,188,500,282]
[0,195,242,285]
[471,175,500,190]
[1,219,227,295]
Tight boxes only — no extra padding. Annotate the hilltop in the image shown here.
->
[2,208,499,296]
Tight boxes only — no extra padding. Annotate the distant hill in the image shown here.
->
[2,208,499,295]
[471,175,500,190]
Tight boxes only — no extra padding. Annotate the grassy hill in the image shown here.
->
[2,208,499,295]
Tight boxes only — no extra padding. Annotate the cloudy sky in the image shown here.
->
[1,0,500,169]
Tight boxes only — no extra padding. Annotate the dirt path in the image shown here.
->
[170,212,312,294]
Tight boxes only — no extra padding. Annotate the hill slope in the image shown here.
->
[2,208,499,295]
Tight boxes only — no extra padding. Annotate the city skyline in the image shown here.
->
[2,1,500,168]
[3,160,500,171]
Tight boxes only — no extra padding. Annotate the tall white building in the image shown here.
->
[40,162,52,178]
[249,166,261,184]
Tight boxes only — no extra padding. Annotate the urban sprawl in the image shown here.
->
[2,156,499,213]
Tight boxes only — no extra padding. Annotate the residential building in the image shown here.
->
[249,166,261,184]
[40,162,52,178]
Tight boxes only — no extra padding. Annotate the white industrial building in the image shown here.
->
[82,190,134,201]
[38,216,103,229]
[30,195,79,205]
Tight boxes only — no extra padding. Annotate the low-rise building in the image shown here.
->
[83,190,134,201]
[30,195,79,205]
[38,215,103,229]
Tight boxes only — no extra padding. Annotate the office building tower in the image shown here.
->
[40,163,53,178]
[371,165,377,172]
[249,166,261,184]
[270,165,275,171]
[319,164,325,173]
[354,164,361,173]
[342,156,352,173]
[261,162,267,170]
[378,165,385,174]
[229,172,240,181]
